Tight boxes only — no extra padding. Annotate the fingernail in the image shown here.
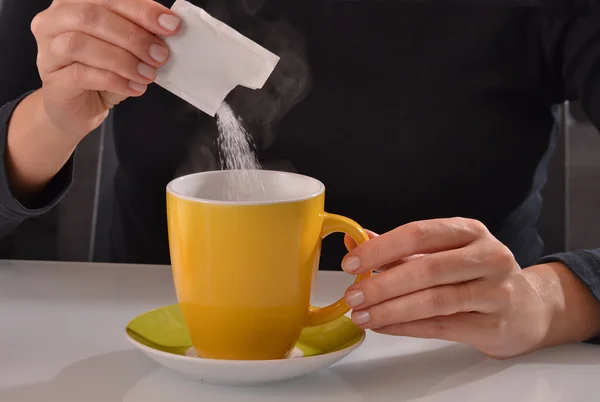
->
[158,14,181,31]
[346,290,364,307]
[149,44,169,63]
[353,311,371,325]
[129,81,147,93]
[137,62,157,80]
[342,256,360,273]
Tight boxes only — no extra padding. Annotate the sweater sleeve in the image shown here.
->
[0,0,74,241]
[538,251,600,303]
[538,3,600,303]
[0,94,74,241]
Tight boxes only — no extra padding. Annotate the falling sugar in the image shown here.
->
[216,102,261,170]
[215,102,265,201]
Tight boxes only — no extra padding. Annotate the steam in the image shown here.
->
[175,0,312,176]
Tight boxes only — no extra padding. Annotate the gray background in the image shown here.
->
[564,104,600,250]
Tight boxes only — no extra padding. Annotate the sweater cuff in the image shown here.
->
[0,92,74,221]
[537,249,600,345]
[537,249,600,302]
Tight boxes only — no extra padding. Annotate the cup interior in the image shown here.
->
[167,170,325,204]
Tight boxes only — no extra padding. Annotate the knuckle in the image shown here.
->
[118,25,154,61]
[52,32,84,57]
[111,49,134,76]
[379,322,403,336]
[485,243,517,274]
[427,289,448,315]
[70,63,87,84]
[415,257,443,287]
[495,245,516,266]
[454,283,472,311]
[497,281,516,306]
[367,303,393,327]
[462,218,488,237]
[30,12,45,36]
[35,53,44,72]
[75,3,102,28]
[374,305,393,327]
[405,221,429,241]
[102,0,116,8]
[367,276,390,301]
[103,0,147,24]
[464,242,487,265]
[362,240,384,270]
[424,317,446,338]
[372,242,383,268]
[123,22,144,45]
[133,1,154,26]
[402,221,430,253]
[103,71,123,92]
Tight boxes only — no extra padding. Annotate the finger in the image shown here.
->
[371,254,429,273]
[350,282,497,329]
[371,312,482,345]
[45,62,146,98]
[44,32,156,85]
[345,245,499,309]
[344,230,379,251]
[50,0,181,36]
[341,218,489,274]
[32,4,170,68]
[344,230,425,272]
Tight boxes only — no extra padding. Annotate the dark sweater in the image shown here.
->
[1,0,600,300]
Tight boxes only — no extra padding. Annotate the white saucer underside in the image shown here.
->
[126,331,365,386]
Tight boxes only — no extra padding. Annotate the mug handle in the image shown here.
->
[304,213,373,327]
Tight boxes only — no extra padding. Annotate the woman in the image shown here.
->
[1,0,600,358]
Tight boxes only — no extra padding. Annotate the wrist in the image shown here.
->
[6,90,80,199]
[523,263,600,349]
[37,89,90,143]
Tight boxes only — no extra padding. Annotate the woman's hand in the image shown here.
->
[31,0,181,138]
[343,218,600,358]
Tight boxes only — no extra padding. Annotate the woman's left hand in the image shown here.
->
[342,218,554,358]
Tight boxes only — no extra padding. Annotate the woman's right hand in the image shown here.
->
[30,0,181,139]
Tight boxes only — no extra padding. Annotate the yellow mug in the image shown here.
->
[166,170,372,360]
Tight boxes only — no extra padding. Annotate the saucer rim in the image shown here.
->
[124,307,366,366]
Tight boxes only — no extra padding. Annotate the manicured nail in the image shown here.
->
[346,290,364,307]
[129,81,147,93]
[137,62,157,80]
[149,44,169,63]
[158,14,181,31]
[342,256,360,273]
[353,311,371,325]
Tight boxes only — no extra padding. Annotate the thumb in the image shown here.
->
[100,91,129,108]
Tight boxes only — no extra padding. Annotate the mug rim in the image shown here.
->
[166,169,326,206]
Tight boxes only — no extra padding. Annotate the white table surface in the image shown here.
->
[1,260,600,401]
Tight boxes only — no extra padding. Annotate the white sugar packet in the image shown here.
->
[154,0,280,116]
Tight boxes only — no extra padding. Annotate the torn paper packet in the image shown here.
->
[154,0,280,116]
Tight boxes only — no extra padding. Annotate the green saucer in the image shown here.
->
[126,304,364,359]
